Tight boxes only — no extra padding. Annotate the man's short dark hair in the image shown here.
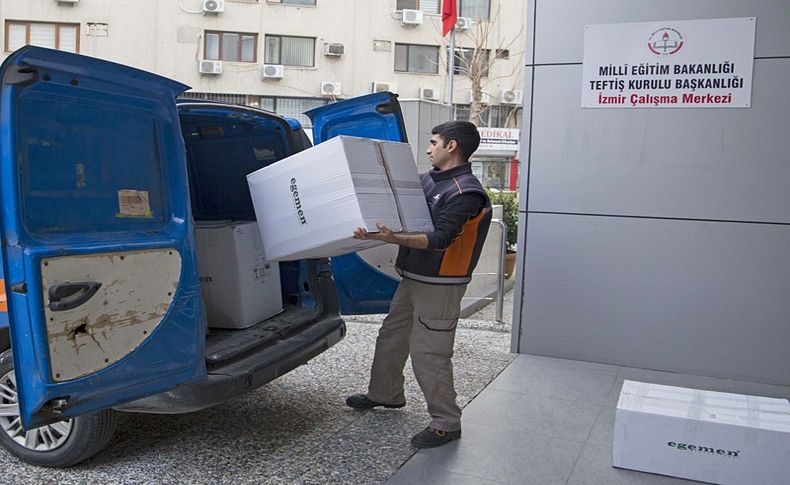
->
[431,121,481,162]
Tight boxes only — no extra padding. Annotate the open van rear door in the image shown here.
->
[306,92,410,314]
[0,47,205,428]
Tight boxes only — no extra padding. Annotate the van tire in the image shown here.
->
[0,349,117,467]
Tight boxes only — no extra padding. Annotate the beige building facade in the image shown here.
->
[1,0,526,135]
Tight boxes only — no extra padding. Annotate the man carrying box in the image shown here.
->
[347,121,492,448]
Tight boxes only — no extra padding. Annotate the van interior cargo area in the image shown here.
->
[178,102,324,368]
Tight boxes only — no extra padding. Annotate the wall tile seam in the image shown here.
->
[526,56,790,67]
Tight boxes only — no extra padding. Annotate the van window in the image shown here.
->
[18,94,166,233]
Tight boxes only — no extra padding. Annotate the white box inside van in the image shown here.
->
[195,221,283,328]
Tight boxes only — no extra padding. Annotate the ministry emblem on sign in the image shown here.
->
[647,27,684,55]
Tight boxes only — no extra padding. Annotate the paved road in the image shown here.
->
[2,301,514,484]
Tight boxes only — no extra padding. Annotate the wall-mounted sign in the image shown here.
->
[477,127,520,154]
[582,17,755,109]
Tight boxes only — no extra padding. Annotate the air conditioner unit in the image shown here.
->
[371,81,397,94]
[469,90,491,104]
[261,64,284,79]
[419,87,439,101]
[203,0,225,13]
[499,89,523,105]
[323,43,345,57]
[321,81,342,96]
[401,9,424,26]
[199,60,223,75]
[455,17,473,30]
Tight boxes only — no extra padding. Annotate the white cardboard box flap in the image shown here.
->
[378,140,434,233]
[618,380,790,431]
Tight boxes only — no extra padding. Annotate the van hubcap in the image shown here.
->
[0,370,73,451]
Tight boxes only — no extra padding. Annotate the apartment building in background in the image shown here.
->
[0,0,526,189]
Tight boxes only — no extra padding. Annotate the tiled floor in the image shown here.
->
[385,354,790,485]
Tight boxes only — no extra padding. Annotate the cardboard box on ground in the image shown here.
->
[195,221,283,329]
[247,136,434,262]
[613,380,790,485]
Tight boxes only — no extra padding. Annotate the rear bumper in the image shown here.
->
[114,316,345,414]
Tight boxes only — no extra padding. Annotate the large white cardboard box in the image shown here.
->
[613,380,790,485]
[247,136,434,261]
[195,221,283,329]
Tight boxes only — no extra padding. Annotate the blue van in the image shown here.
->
[0,46,402,467]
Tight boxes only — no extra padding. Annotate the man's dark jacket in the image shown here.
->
[395,163,492,285]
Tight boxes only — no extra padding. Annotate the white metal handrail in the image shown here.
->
[461,219,506,323]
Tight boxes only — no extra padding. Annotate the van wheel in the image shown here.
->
[0,349,117,467]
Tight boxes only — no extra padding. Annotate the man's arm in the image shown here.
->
[353,193,484,249]
[424,193,485,250]
[353,224,429,249]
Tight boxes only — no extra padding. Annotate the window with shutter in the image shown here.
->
[460,0,490,20]
[394,43,439,74]
[396,0,439,13]
[4,21,80,53]
[264,35,315,67]
[203,31,258,62]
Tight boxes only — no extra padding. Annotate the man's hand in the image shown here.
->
[353,223,429,249]
[353,223,395,243]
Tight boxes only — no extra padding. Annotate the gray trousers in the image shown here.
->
[366,278,467,432]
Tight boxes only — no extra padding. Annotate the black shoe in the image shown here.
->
[345,394,405,410]
[410,427,462,449]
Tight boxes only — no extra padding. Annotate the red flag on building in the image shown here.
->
[442,0,458,36]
